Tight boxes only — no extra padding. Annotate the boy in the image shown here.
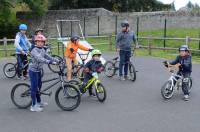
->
[14,24,32,80]
[64,35,92,81]
[29,34,59,112]
[79,49,104,96]
[168,45,192,101]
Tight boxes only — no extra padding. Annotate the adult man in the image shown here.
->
[116,20,139,81]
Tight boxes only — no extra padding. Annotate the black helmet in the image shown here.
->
[121,20,129,27]
[70,35,80,42]
[35,28,44,34]
[179,45,189,52]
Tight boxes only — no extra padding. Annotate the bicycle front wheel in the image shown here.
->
[3,63,17,78]
[48,55,64,73]
[11,83,32,109]
[161,81,174,99]
[128,63,136,82]
[104,61,116,77]
[55,84,81,111]
[95,83,107,102]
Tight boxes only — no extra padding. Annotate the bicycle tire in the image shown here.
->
[95,83,107,102]
[3,63,17,78]
[104,61,116,77]
[128,62,136,82]
[48,55,64,73]
[161,81,174,99]
[55,84,81,111]
[11,83,32,109]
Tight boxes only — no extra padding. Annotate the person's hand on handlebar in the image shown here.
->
[89,49,93,52]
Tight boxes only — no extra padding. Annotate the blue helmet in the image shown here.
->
[19,24,28,30]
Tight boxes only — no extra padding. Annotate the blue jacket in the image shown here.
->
[170,55,192,73]
[84,59,104,74]
[14,32,31,54]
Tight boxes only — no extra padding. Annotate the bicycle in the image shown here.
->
[11,62,81,111]
[104,50,137,82]
[161,61,192,99]
[69,72,107,102]
[3,53,44,79]
[48,51,91,81]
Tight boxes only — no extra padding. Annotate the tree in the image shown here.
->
[186,1,194,9]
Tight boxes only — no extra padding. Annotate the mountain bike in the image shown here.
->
[161,61,192,99]
[70,72,106,102]
[11,62,81,111]
[3,53,44,79]
[104,50,137,82]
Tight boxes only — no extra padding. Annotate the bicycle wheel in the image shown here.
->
[48,55,64,73]
[95,83,107,102]
[41,68,44,78]
[128,62,136,82]
[188,77,192,93]
[3,63,17,78]
[104,61,116,77]
[55,84,81,111]
[11,83,32,109]
[161,81,174,99]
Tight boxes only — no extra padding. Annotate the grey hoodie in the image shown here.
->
[29,47,58,72]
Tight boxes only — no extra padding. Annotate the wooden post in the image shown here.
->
[109,35,112,51]
[148,36,152,55]
[185,36,190,46]
[3,37,7,57]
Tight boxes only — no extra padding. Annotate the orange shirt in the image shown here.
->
[64,41,89,59]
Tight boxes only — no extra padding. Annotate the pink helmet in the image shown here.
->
[35,34,46,42]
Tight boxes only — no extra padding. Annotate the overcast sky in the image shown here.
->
[157,0,200,10]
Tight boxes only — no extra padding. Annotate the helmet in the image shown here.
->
[19,24,28,30]
[179,45,189,52]
[35,28,44,34]
[70,35,80,42]
[91,49,102,57]
[35,34,46,42]
[121,20,129,27]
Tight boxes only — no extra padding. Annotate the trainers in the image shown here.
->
[124,75,129,80]
[30,105,43,112]
[120,76,125,81]
[17,76,22,80]
[183,95,189,101]
[36,102,48,107]
[89,92,96,97]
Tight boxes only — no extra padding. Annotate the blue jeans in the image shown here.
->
[17,54,28,77]
[119,50,131,76]
[29,70,42,106]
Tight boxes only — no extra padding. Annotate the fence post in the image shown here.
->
[109,35,113,51]
[148,36,152,55]
[83,17,86,36]
[185,36,190,46]
[3,37,7,57]
[115,15,118,36]
[98,16,100,36]
[163,18,167,48]
[136,17,139,41]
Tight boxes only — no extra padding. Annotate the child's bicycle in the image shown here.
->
[104,50,137,82]
[11,62,81,111]
[161,61,192,99]
[70,72,107,102]
[3,53,44,79]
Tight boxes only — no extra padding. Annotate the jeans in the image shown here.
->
[29,70,42,106]
[119,50,131,77]
[16,54,28,77]
[181,72,191,95]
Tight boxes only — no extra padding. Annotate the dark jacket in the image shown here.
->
[170,55,192,73]
[84,59,104,74]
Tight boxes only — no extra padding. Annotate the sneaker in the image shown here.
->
[124,75,129,80]
[89,92,96,97]
[183,95,189,101]
[36,102,48,107]
[120,76,125,81]
[30,105,43,112]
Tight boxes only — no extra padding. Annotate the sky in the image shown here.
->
[157,0,200,10]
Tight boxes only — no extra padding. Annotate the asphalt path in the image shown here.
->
[0,53,200,132]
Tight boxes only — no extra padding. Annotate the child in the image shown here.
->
[168,45,192,101]
[31,28,44,50]
[64,35,92,81]
[29,34,59,112]
[79,49,104,96]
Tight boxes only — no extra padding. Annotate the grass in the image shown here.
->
[1,28,200,63]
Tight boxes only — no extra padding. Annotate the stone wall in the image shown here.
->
[17,8,200,37]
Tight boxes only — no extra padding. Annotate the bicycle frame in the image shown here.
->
[82,75,101,92]
[168,72,183,91]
